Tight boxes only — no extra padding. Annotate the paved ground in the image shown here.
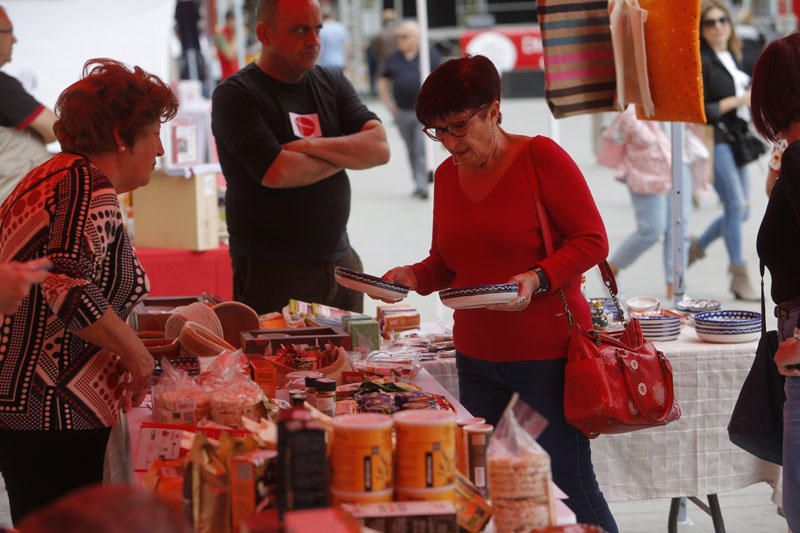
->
[0,97,786,531]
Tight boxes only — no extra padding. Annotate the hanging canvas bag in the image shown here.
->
[536,0,617,118]
[609,0,654,115]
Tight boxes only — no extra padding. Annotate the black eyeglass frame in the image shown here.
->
[701,15,730,29]
[422,104,489,142]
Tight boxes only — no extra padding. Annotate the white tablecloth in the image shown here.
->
[421,328,781,502]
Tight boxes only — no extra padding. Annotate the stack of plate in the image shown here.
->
[588,297,624,322]
[694,310,761,343]
[637,315,681,342]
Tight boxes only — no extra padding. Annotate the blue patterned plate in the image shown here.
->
[694,310,761,325]
[439,283,519,310]
[334,267,409,302]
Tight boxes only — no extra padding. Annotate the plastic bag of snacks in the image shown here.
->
[152,357,210,425]
[487,394,555,532]
[204,350,268,428]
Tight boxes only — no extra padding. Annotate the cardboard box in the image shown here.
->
[133,170,219,251]
[341,501,457,532]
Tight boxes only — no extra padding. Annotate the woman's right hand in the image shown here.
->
[383,266,418,291]
[775,332,800,377]
[120,350,154,394]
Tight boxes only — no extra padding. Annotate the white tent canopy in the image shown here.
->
[2,0,175,109]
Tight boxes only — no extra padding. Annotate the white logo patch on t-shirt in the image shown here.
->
[289,112,323,138]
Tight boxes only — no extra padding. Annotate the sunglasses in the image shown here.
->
[422,104,488,142]
[701,15,729,29]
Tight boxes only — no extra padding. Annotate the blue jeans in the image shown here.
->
[610,165,691,284]
[778,307,800,531]
[456,352,618,533]
[697,143,750,266]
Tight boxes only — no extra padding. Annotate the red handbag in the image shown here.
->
[523,141,681,439]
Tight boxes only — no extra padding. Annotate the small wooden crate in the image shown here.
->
[240,326,352,354]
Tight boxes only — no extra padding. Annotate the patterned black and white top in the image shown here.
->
[0,153,149,430]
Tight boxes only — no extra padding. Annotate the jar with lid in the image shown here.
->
[314,378,336,417]
[289,389,307,408]
[305,376,319,409]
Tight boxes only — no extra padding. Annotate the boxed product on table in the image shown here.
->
[231,449,278,533]
[341,501,457,532]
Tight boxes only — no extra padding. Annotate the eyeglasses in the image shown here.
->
[422,104,488,142]
[397,34,412,39]
[701,16,729,29]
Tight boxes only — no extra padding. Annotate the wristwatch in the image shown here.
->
[531,267,550,295]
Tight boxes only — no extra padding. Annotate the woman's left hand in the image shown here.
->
[487,270,539,312]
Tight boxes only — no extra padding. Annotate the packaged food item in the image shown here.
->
[187,434,230,533]
[314,378,337,417]
[330,488,393,505]
[463,423,492,496]
[395,484,455,502]
[248,356,277,398]
[394,409,456,490]
[230,449,278,533]
[454,472,492,533]
[456,417,485,474]
[283,507,361,533]
[205,351,267,428]
[152,357,210,425]
[276,407,328,512]
[331,414,393,493]
[341,501,457,532]
[487,394,555,532]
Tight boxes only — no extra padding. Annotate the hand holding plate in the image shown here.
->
[486,270,537,312]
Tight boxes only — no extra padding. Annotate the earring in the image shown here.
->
[118,146,126,152]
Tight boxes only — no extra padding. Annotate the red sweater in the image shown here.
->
[409,136,608,361]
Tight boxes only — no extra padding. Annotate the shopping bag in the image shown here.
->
[537,0,617,118]
[635,0,706,123]
[609,0,654,115]
[596,116,625,168]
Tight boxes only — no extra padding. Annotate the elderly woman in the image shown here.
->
[690,0,760,300]
[751,31,800,531]
[383,55,617,532]
[0,58,177,524]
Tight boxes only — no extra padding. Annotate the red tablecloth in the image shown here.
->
[135,245,232,300]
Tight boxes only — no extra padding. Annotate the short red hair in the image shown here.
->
[751,32,800,142]
[54,58,178,154]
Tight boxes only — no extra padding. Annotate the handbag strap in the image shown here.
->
[760,261,767,336]
[521,138,626,326]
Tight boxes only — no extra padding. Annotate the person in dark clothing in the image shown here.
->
[378,20,441,199]
[211,0,389,314]
[751,31,800,533]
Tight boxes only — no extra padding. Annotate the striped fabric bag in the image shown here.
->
[536,0,617,118]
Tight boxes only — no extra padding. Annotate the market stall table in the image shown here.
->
[135,245,233,300]
[420,328,781,532]
[108,368,578,527]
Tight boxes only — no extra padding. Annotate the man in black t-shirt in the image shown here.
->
[211,0,390,314]
[0,6,57,205]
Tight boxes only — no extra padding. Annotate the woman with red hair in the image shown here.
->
[751,31,800,532]
[0,58,177,524]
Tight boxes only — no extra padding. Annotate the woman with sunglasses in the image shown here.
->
[751,31,800,532]
[689,0,760,300]
[382,55,617,532]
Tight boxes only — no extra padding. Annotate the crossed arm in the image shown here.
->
[261,119,389,188]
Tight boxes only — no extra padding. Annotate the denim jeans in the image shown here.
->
[456,352,618,533]
[777,306,800,531]
[394,109,428,195]
[697,143,750,266]
[610,165,691,284]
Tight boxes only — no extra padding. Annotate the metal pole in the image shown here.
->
[234,0,246,68]
[671,122,685,304]
[548,110,560,143]
[417,0,436,181]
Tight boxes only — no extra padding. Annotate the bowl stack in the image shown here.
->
[637,315,681,342]
[694,310,761,343]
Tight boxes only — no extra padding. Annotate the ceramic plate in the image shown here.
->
[694,310,761,325]
[439,283,519,310]
[696,330,760,344]
[674,298,722,314]
[334,267,409,302]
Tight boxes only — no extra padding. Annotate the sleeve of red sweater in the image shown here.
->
[531,136,609,291]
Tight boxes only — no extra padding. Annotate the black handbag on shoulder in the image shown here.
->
[717,118,767,167]
[727,264,784,465]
